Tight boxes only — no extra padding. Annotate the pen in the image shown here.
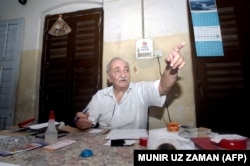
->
[73,108,89,123]
[82,107,89,114]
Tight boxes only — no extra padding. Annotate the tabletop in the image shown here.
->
[0,132,146,166]
[1,128,249,166]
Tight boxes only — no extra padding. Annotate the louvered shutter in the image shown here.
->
[189,0,249,136]
[39,8,103,125]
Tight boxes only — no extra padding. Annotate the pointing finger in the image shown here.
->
[174,41,186,52]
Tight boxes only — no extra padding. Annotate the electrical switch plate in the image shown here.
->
[154,50,162,57]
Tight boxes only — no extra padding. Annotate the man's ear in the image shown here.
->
[107,75,111,82]
[107,77,112,87]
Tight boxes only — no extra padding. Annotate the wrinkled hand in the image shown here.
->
[75,112,92,130]
[165,41,186,70]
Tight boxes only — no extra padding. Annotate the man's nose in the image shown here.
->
[120,70,128,77]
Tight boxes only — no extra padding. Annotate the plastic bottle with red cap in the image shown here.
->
[44,110,58,144]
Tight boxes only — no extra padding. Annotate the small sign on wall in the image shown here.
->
[136,39,153,59]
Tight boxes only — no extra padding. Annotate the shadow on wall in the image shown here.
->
[167,78,183,106]
[148,81,182,120]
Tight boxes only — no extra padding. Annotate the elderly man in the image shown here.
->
[75,42,186,130]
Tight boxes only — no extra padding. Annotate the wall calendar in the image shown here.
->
[189,0,224,57]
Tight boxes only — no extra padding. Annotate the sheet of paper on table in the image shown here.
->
[58,125,109,134]
[0,143,43,156]
[0,162,20,166]
[43,140,76,151]
[105,129,148,140]
[28,122,61,130]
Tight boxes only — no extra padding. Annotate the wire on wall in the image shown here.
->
[141,0,145,38]
[140,0,172,123]
[157,56,162,76]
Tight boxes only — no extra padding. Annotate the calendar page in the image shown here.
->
[189,0,224,57]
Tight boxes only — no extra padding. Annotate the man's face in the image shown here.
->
[108,59,130,90]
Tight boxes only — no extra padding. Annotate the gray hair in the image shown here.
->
[106,57,130,74]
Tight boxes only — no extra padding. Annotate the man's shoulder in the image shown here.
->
[96,86,113,95]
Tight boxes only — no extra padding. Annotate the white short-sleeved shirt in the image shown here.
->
[85,80,166,129]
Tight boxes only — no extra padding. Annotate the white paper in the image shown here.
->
[28,121,60,130]
[0,162,20,166]
[87,129,104,134]
[211,134,247,143]
[43,140,76,150]
[105,129,148,140]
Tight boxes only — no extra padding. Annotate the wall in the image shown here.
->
[0,0,195,129]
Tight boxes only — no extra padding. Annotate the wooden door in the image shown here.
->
[39,8,103,126]
[189,0,250,137]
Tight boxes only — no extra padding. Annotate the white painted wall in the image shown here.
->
[0,0,189,47]
[0,0,195,129]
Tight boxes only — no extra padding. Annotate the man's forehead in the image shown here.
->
[111,60,128,68]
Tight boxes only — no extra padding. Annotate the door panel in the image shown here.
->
[0,18,24,130]
[189,0,249,136]
[39,8,103,125]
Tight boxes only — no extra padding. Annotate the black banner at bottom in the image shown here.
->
[134,150,250,166]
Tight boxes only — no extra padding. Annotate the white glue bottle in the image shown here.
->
[44,110,58,144]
